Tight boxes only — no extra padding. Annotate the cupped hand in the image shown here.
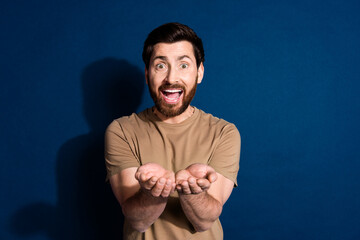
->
[175,163,218,195]
[135,163,175,198]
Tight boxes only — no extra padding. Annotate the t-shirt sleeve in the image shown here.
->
[208,123,241,187]
[104,120,140,181]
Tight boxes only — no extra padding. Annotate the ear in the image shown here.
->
[145,67,149,85]
[197,62,204,84]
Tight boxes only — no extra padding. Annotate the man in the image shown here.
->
[105,22,240,240]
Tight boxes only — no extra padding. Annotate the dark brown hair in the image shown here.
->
[142,22,205,69]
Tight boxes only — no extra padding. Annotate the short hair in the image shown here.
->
[142,22,205,69]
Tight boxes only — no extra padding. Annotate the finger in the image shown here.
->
[142,176,158,190]
[136,165,148,177]
[176,183,183,193]
[207,171,218,183]
[160,179,173,197]
[196,178,211,191]
[151,177,166,197]
[135,171,141,180]
[139,172,153,182]
[188,177,203,194]
[180,181,192,195]
[175,170,188,185]
[135,169,148,181]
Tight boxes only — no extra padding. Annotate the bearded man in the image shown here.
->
[105,22,241,240]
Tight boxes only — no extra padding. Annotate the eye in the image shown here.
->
[180,63,188,69]
[155,63,167,71]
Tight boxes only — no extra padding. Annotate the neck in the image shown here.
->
[153,106,195,124]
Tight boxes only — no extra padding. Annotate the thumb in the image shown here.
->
[207,170,218,183]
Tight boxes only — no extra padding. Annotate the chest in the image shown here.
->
[130,124,219,172]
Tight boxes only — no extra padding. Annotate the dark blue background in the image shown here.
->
[1,1,359,239]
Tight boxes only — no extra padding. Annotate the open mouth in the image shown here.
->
[161,89,183,104]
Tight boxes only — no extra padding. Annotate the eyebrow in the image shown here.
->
[152,55,193,62]
[177,55,192,61]
[152,56,168,61]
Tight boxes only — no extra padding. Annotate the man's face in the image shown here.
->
[146,41,204,118]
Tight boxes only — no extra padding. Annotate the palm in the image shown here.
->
[176,163,216,182]
[137,163,170,180]
[186,163,211,178]
[175,169,192,182]
[175,164,217,194]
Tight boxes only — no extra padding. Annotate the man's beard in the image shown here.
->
[149,79,197,118]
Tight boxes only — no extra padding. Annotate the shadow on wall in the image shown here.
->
[10,58,144,239]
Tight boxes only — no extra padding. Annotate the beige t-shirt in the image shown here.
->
[105,107,241,240]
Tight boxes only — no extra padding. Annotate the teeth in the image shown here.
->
[163,89,182,93]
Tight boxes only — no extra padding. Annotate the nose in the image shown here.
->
[165,66,178,84]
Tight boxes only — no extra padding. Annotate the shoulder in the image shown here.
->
[196,108,240,134]
[106,109,154,140]
[109,109,151,129]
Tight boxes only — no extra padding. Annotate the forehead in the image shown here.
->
[151,41,195,61]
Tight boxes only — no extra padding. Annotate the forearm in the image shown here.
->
[179,191,222,232]
[122,189,168,232]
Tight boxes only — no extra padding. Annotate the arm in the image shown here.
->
[176,164,234,232]
[110,163,176,232]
